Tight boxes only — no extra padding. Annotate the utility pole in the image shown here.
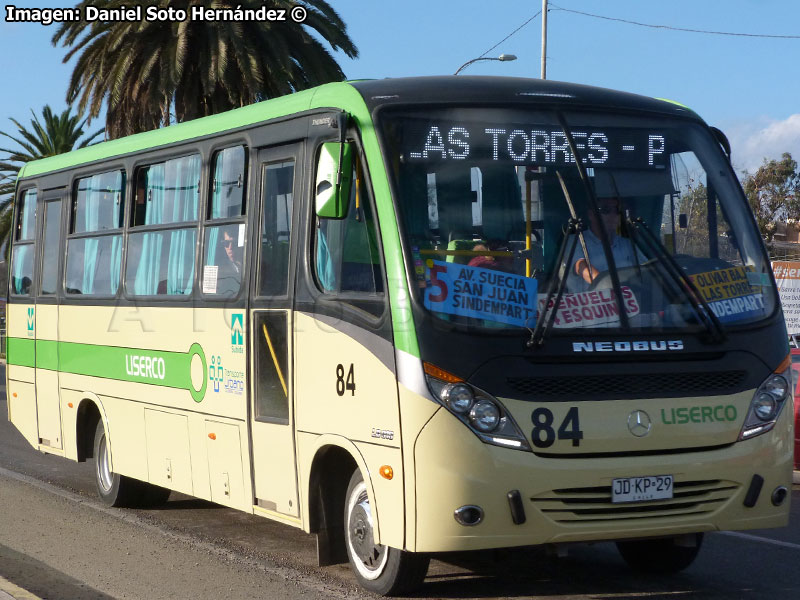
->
[541,0,548,79]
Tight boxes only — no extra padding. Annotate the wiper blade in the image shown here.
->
[627,217,726,342]
[554,112,629,328]
[528,218,584,348]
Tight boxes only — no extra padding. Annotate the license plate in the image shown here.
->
[611,475,673,503]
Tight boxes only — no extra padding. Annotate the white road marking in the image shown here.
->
[722,530,800,550]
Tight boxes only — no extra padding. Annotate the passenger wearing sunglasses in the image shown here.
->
[216,228,243,295]
[567,196,637,292]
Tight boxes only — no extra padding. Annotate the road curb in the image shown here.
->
[0,575,42,600]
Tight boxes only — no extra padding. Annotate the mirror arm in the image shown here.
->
[335,112,349,186]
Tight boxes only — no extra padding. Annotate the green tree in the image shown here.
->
[741,152,800,244]
[53,0,359,139]
[0,105,104,257]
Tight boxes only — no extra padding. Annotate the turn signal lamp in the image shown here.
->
[423,362,462,383]
[379,465,394,480]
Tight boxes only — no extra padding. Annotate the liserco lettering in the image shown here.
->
[660,405,738,425]
[125,354,166,380]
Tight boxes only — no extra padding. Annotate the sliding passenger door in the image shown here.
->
[249,143,302,520]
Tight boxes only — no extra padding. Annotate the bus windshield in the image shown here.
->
[379,106,776,335]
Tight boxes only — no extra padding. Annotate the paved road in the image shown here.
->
[2,364,800,599]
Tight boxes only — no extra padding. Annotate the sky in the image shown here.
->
[1,0,799,174]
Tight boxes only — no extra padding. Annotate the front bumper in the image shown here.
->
[413,404,792,552]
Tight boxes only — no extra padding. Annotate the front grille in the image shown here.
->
[530,479,739,524]
[508,370,747,399]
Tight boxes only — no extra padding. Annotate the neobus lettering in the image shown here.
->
[125,354,166,380]
[660,405,737,425]
[573,340,684,352]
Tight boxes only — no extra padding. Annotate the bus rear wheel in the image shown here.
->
[344,469,429,596]
[616,533,703,574]
[93,420,170,508]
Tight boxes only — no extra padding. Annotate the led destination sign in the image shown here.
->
[406,122,667,169]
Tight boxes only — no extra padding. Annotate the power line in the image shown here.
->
[479,10,542,58]
[550,3,800,39]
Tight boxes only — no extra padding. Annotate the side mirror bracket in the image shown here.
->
[315,113,353,219]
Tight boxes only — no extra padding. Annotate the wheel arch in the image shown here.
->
[303,435,379,566]
[75,393,109,464]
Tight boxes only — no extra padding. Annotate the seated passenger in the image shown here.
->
[468,240,512,271]
[216,228,243,295]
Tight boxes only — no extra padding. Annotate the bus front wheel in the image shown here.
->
[93,420,170,508]
[344,469,429,596]
[616,533,703,573]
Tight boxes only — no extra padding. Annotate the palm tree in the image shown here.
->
[0,105,104,257]
[52,0,359,139]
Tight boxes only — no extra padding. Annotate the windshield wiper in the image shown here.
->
[626,216,726,342]
[555,112,629,329]
[528,217,584,348]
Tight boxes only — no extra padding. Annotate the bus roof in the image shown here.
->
[349,76,698,118]
[18,76,699,180]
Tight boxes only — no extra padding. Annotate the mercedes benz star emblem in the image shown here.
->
[627,410,652,437]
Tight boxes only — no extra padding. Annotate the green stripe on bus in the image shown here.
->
[7,338,208,403]
[7,338,35,368]
[35,339,59,371]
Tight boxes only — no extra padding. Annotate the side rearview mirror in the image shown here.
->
[315,142,353,219]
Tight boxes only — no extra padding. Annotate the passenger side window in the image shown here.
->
[127,154,200,296]
[209,146,246,218]
[10,188,37,296]
[258,160,294,297]
[66,170,125,296]
[202,146,248,298]
[314,154,383,295]
[40,200,63,296]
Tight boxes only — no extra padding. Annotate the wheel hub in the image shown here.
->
[350,504,374,562]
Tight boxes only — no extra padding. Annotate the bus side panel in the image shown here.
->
[34,304,61,449]
[55,305,252,508]
[6,303,38,447]
[293,312,404,548]
[396,383,441,552]
[352,442,404,546]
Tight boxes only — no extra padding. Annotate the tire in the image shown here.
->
[344,469,429,596]
[616,533,704,574]
[93,420,170,508]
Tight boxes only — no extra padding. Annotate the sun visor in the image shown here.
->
[593,169,676,197]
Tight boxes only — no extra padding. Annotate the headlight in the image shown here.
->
[424,363,531,451]
[470,401,501,432]
[442,383,474,414]
[740,368,791,440]
[763,374,789,400]
[753,393,777,421]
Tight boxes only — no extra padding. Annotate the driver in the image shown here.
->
[568,196,637,292]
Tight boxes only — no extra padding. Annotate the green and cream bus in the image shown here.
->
[6,76,792,595]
